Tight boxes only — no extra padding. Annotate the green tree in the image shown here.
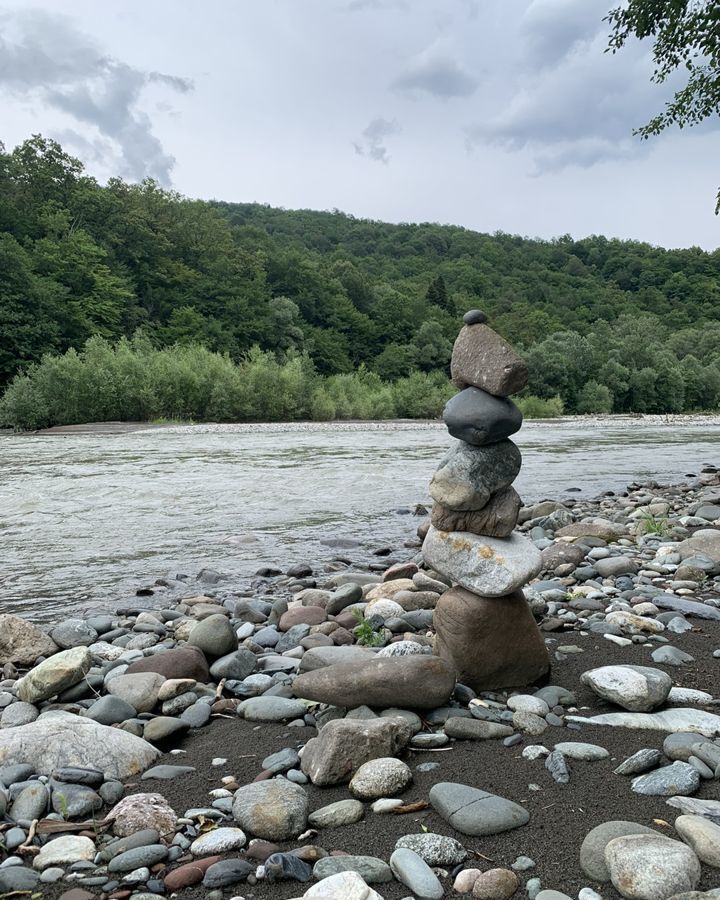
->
[606,0,720,211]
[598,358,631,410]
[425,274,453,313]
[0,233,66,384]
[629,366,658,412]
[373,342,417,380]
[266,296,305,356]
[577,380,614,414]
[413,319,452,371]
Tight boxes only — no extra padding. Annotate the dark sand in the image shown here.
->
[40,623,718,899]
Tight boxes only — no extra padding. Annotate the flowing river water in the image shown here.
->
[1,419,719,622]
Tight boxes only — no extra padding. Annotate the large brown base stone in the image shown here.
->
[433,586,550,692]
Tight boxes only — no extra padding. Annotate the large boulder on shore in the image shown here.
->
[0,614,58,666]
[423,527,542,597]
[429,441,521,512]
[433,587,549,691]
[0,712,159,779]
[292,655,455,710]
[580,665,672,712]
[301,716,414,786]
[16,646,91,702]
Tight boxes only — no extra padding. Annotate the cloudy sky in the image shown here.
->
[1,0,718,249]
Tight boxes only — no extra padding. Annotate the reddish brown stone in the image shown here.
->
[125,646,209,682]
[382,561,419,582]
[331,627,354,645]
[164,855,222,891]
[434,587,549,691]
[292,844,329,862]
[332,612,357,630]
[278,606,327,631]
[246,839,281,861]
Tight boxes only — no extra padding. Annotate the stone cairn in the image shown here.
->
[422,309,550,691]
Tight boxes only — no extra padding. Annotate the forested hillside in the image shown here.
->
[1,136,720,428]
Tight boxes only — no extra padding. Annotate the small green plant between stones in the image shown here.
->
[637,511,672,537]
[352,609,385,647]
[55,792,69,819]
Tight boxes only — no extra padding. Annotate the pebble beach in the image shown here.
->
[0,465,720,900]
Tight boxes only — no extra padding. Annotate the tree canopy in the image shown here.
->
[606,0,720,211]
[1,134,720,423]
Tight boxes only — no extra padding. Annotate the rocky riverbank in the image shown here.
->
[1,469,720,900]
[22,412,720,436]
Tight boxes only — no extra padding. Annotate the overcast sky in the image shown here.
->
[1,0,718,250]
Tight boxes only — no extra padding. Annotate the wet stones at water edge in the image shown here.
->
[423,311,549,690]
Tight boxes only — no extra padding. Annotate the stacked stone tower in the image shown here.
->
[423,310,549,691]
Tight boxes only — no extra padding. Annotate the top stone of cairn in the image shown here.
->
[451,314,528,397]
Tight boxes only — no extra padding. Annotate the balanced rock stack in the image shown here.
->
[423,309,549,691]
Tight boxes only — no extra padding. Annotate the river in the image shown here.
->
[1,419,719,621]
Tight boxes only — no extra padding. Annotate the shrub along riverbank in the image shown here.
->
[0,336,567,431]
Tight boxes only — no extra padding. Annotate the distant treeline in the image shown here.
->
[1,135,719,428]
[0,336,567,431]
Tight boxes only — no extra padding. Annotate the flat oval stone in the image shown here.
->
[33,835,95,870]
[292,655,455,710]
[423,528,541,597]
[190,826,246,855]
[308,798,364,828]
[238,697,308,722]
[389,847,443,900]
[349,758,412,800]
[202,857,254,888]
[631,761,700,797]
[107,843,168,873]
[429,782,529,836]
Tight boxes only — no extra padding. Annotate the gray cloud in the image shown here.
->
[520,0,608,68]
[465,2,679,174]
[391,46,478,99]
[51,128,114,166]
[353,117,400,164]
[0,9,192,185]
